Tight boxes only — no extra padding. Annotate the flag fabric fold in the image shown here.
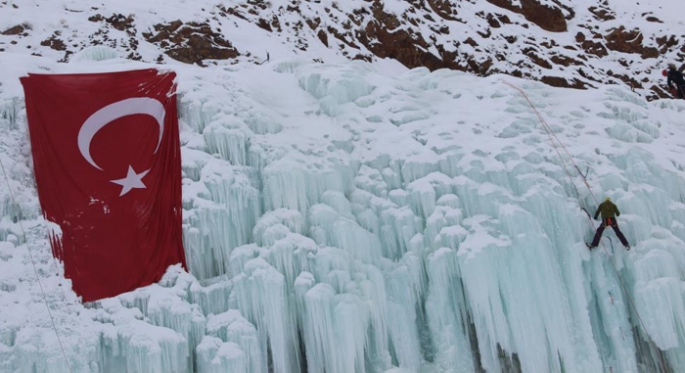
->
[21,69,186,302]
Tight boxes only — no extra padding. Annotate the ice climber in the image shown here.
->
[663,63,685,99]
[587,197,630,250]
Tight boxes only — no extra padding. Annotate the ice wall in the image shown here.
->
[2,55,685,373]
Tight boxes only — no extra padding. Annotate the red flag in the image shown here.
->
[21,69,186,302]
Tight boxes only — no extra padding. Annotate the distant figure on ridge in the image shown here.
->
[587,197,630,250]
[663,63,685,99]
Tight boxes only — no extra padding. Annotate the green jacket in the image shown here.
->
[594,200,620,220]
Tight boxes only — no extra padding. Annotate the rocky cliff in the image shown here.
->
[1,0,683,100]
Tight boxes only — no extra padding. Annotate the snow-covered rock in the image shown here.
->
[0,0,683,100]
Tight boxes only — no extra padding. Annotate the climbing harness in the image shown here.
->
[502,79,669,373]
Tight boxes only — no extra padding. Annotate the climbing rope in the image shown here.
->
[0,150,72,373]
[502,79,669,373]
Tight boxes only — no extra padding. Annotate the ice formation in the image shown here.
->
[1,54,685,373]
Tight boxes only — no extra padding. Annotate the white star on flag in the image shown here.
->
[110,166,150,196]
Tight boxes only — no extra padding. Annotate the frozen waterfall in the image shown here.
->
[1,55,685,373]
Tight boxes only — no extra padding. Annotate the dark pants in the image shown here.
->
[591,218,629,247]
[674,85,685,99]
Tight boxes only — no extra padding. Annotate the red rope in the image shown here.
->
[502,79,669,373]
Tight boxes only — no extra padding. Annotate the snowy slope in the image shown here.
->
[2,48,685,372]
[0,0,684,100]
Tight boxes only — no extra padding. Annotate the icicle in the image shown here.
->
[262,161,353,221]
[302,283,336,373]
[189,279,232,317]
[263,233,318,289]
[425,247,475,373]
[385,264,421,371]
[99,315,188,373]
[253,209,305,246]
[70,46,119,62]
[146,293,206,372]
[206,310,265,373]
[183,162,261,279]
[232,258,301,373]
[196,337,247,373]
[203,124,248,165]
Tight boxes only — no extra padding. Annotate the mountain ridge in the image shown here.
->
[1,0,683,100]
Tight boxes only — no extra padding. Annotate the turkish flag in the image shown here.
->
[21,69,186,302]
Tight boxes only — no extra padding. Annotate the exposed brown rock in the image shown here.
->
[87,13,136,36]
[257,18,272,31]
[106,14,135,32]
[485,13,512,29]
[486,0,567,32]
[520,0,567,32]
[88,14,104,22]
[540,40,558,49]
[353,54,372,62]
[40,34,66,51]
[246,0,267,11]
[2,24,24,35]
[143,21,239,66]
[588,6,615,21]
[317,29,328,47]
[577,68,602,84]
[541,76,586,89]
[34,0,677,100]
[220,6,247,21]
[464,38,479,48]
[306,17,321,30]
[354,2,462,72]
[477,28,492,39]
[612,73,643,90]
[550,54,582,66]
[575,32,608,58]
[427,0,457,21]
[647,85,673,101]
[604,26,658,59]
[326,25,359,49]
[271,16,282,32]
[656,35,679,54]
[554,1,575,20]
[486,13,501,28]
[503,35,517,44]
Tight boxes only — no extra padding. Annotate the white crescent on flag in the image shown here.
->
[77,97,165,171]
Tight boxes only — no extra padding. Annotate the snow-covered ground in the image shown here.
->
[2,49,685,373]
